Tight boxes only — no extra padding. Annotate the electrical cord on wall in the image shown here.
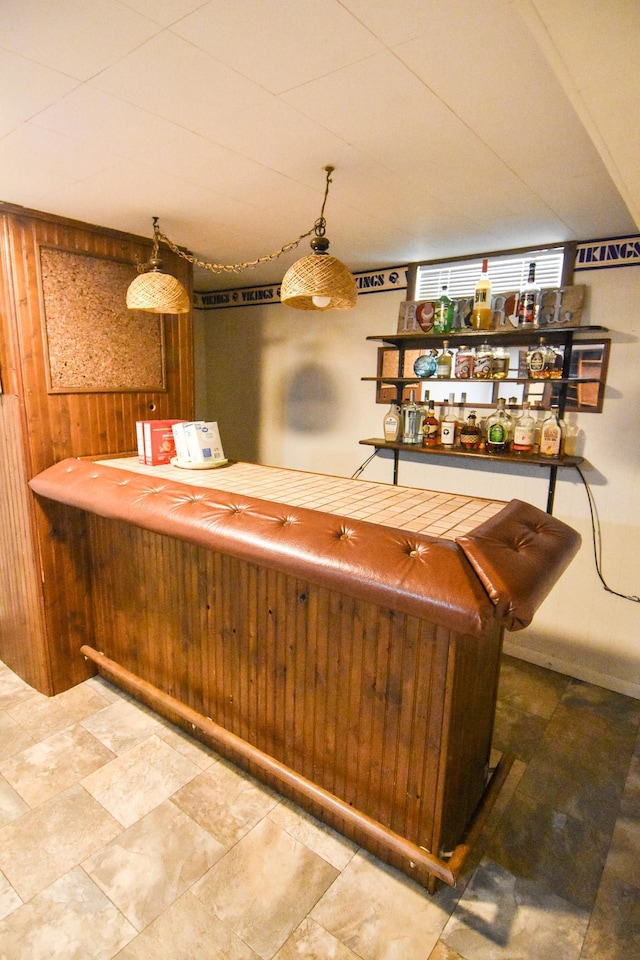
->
[350,454,638,604]
[351,450,379,479]
[575,464,639,603]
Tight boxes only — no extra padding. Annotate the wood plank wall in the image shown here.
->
[0,203,194,694]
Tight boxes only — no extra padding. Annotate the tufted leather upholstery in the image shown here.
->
[29,458,580,638]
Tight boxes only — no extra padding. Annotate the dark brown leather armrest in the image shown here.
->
[456,499,581,631]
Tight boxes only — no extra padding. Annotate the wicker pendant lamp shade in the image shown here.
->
[126,218,190,314]
[280,166,357,311]
[126,267,190,314]
[280,237,357,311]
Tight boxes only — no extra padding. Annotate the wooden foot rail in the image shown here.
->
[81,644,513,889]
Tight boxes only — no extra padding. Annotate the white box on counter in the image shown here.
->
[183,421,225,463]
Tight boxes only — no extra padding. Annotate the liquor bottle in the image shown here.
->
[440,399,457,447]
[436,340,453,378]
[485,398,510,453]
[401,390,421,444]
[516,262,540,326]
[433,285,453,334]
[539,406,564,456]
[422,400,439,447]
[491,346,509,379]
[526,337,552,379]
[471,259,492,329]
[459,411,481,449]
[413,350,438,378]
[512,401,536,453]
[474,342,493,379]
[383,401,401,442]
[455,392,467,444]
[563,416,580,456]
[454,345,475,379]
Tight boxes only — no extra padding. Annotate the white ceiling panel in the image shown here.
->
[0,0,637,289]
[0,0,161,81]
[171,0,384,94]
[0,52,79,137]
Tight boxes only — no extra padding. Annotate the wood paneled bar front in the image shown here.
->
[29,457,581,891]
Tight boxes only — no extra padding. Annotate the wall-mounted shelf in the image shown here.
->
[362,325,607,513]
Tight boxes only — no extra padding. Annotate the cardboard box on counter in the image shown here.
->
[183,421,225,463]
[136,419,188,465]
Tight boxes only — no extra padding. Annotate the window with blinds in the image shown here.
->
[413,246,567,300]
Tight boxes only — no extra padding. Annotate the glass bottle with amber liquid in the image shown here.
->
[422,400,439,447]
[459,411,481,449]
[471,259,492,329]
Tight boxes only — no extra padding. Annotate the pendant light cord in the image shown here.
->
[151,165,336,276]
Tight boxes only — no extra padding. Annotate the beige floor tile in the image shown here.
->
[193,816,339,959]
[273,917,362,959]
[80,698,166,754]
[114,891,260,959]
[0,866,135,960]
[0,775,30,827]
[268,798,357,871]
[0,711,35,762]
[0,870,22,923]
[155,722,218,770]
[441,859,589,960]
[0,670,42,711]
[310,851,450,960]
[0,784,121,901]
[5,682,111,741]
[0,724,115,808]
[171,758,279,847]
[83,800,225,932]
[81,734,200,827]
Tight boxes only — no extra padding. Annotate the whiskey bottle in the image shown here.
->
[516,262,540,326]
[539,406,564,456]
[512,400,536,453]
[422,400,439,447]
[471,259,492,330]
[440,402,457,447]
[526,337,552,379]
[459,411,481,449]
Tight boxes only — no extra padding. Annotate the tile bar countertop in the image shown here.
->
[95,457,505,542]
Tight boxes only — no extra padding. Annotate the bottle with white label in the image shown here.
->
[440,395,457,447]
[517,262,540,326]
[401,390,421,444]
[383,401,401,442]
[512,401,536,453]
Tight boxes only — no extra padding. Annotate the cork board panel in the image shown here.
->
[39,247,166,393]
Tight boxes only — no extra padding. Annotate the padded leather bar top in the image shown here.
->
[29,459,580,637]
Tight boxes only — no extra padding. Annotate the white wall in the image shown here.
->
[198,261,640,698]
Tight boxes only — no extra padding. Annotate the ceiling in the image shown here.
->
[1,0,638,291]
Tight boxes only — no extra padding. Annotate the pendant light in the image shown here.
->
[126,217,191,314]
[280,166,357,311]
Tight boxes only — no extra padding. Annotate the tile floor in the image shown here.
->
[0,654,638,959]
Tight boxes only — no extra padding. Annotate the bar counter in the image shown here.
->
[29,457,581,890]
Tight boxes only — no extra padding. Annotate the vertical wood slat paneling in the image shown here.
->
[79,514,502,863]
[0,395,49,690]
[0,203,194,693]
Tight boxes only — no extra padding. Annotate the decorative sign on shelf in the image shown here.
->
[397,286,585,334]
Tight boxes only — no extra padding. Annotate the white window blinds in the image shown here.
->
[414,247,566,299]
